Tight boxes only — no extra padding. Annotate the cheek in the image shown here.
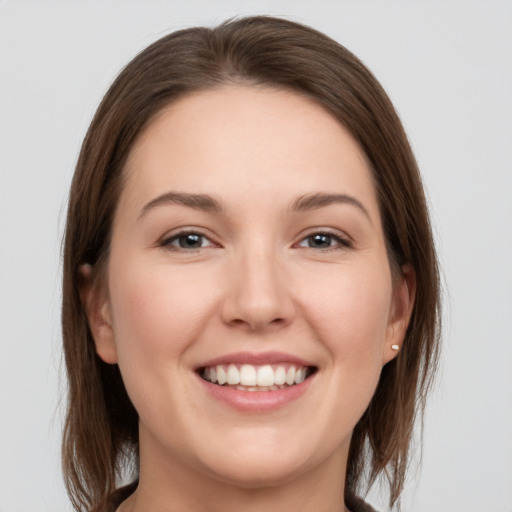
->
[299,262,392,363]
[107,259,217,368]
[289,261,394,444]
[105,258,223,425]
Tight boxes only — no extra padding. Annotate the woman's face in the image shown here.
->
[86,86,413,488]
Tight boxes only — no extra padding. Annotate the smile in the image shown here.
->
[200,363,316,391]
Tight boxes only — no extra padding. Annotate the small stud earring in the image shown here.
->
[391,344,400,351]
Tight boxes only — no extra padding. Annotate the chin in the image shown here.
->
[190,432,323,490]
[203,457,308,490]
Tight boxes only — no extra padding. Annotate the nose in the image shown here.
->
[220,247,295,332]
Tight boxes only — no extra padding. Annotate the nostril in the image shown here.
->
[227,316,287,331]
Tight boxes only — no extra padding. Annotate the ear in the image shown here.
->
[382,263,416,365]
[78,263,118,364]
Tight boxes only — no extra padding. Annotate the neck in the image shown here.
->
[121,433,350,512]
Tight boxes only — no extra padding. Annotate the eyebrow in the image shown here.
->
[139,192,223,218]
[139,190,371,223]
[290,193,372,223]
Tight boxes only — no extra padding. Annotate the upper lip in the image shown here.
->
[196,351,316,370]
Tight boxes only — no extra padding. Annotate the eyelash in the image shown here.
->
[160,229,352,252]
[295,231,352,251]
[160,230,219,251]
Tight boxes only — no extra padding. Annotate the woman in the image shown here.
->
[62,16,441,512]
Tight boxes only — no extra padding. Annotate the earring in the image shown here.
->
[391,344,400,351]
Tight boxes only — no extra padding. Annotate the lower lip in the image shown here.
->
[196,373,315,412]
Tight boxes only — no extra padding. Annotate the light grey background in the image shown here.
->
[1,1,511,511]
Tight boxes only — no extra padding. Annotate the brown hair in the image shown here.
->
[62,15,441,512]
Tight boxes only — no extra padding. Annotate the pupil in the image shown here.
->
[180,234,202,248]
[310,234,330,247]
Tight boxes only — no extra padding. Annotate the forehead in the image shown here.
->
[121,85,379,217]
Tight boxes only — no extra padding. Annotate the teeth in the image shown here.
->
[202,363,312,389]
[257,365,274,386]
[217,366,227,385]
[295,367,306,384]
[274,366,286,385]
[227,364,240,385]
[235,384,288,392]
[240,364,257,386]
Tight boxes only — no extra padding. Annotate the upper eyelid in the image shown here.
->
[295,227,353,243]
[157,226,352,247]
[295,233,352,249]
[160,228,219,247]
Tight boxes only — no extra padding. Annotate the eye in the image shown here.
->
[297,232,351,250]
[161,231,217,250]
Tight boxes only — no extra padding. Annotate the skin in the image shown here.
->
[82,85,415,512]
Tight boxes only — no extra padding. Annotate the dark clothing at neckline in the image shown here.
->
[106,481,379,512]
